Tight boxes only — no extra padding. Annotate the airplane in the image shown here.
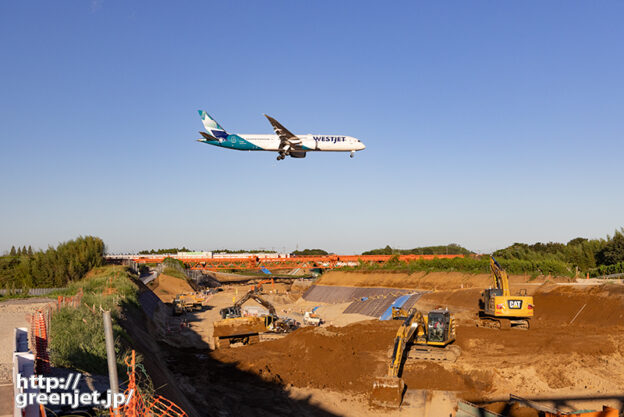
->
[196,110,365,160]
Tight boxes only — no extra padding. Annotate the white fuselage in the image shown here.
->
[237,134,365,152]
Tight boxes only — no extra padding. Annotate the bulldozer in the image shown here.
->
[478,256,534,329]
[213,290,297,349]
[370,307,460,408]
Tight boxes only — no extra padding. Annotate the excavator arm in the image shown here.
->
[490,256,511,296]
[370,309,425,407]
[232,290,277,316]
[387,310,424,376]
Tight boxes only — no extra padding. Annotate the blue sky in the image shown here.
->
[1,1,622,254]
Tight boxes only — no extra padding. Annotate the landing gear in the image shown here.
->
[350,150,355,158]
[276,154,285,161]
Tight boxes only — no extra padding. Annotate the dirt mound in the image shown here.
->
[533,284,624,328]
[212,320,400,394]
[402,362,494,395]
[211,320,496,399]
[456,325,616,357]
[418,288,482,312]
[151,274,194,303]
[317,271,570,290]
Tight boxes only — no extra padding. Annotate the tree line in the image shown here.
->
[362,244,473,256]
[138,247,192,255]
[0,236,104,289]
[291,249,329,256]
[493,228,624,275]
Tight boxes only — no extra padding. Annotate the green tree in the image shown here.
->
[596,229,624,266]
[292,249,329,256]
[10,246,16,256]
[27,246,33,256]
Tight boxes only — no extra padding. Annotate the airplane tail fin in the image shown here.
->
[198,110,228,140]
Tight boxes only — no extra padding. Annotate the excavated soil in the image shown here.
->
[150,273,195,302]
[316,270,572,290]
[208,283,624,410]
[212,320,399,394]
[483,402,540,417]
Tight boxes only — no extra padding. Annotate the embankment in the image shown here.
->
[316,270,572,290]
[149,273,195,302]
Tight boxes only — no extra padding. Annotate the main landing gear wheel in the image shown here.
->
[277,155,285,160]
[350,151,355,158]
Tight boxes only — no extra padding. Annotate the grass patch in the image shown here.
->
[339,256,574,277]
[162,267,187,280]
[49,265,139,375]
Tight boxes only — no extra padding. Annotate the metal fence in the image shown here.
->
[0,287,66,296]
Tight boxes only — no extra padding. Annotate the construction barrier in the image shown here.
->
[113,350,186,417]
[20,281,187,416]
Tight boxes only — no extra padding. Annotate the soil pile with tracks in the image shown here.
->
[532,283,624,328]
[213,320,400,393]
[149,274,194,302]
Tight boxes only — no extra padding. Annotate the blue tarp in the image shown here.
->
[379,294,412,320]
[260,267,272,275]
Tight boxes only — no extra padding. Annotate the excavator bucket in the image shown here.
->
[370,376,405,408]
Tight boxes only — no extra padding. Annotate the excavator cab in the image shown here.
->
[426,310,450,343]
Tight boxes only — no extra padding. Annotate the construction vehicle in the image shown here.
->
[213,290,297,349]
[250,278,274,293]
[478,256,534,329]
[303,306,322,326]
[370,307,460,408]
[172,292,204,315]
[391,306,409,320]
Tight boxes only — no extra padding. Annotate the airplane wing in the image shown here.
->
[264,115,303,150]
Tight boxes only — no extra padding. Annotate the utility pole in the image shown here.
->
[103,311,119,399]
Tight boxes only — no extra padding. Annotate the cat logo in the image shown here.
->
[508,300,523,309]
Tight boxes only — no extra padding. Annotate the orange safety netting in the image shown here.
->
[30,310,50,375]
[112,350,187,417]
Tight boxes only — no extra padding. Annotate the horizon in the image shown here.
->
[2,2,623,255]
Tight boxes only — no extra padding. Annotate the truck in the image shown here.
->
[212,290,297,348]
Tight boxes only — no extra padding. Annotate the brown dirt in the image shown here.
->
[207,283,624,411]
[150,274,194,302]
[316,271,572,290]
[212,320,400,394]
[402,362,494,395]
[213,318,268,337]
[532,284,624,328]
[484,402,540,417]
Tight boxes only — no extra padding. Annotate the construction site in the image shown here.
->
[108,254,624,417]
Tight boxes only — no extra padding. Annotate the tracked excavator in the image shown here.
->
[213,290,297,349]
[478,256,534,329]
[370,307,460,408]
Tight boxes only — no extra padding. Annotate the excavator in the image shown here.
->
[478,256,534,329]
[370,307,460,408]
[213,290,297,349]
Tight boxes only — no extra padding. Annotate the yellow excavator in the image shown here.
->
[213,290,297,349]
[370,307,460,408]
[478,256,534,329]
